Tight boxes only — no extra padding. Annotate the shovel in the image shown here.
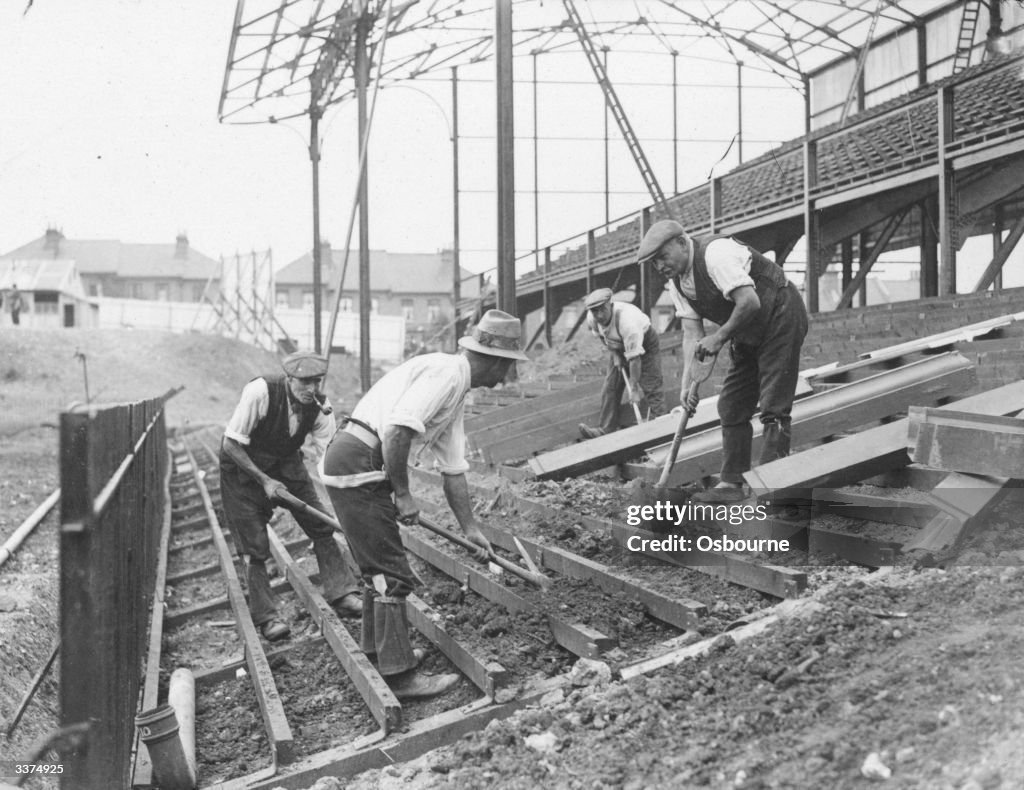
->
[621,368,645,425]
[631,350,718,517]
[272,487,550,590]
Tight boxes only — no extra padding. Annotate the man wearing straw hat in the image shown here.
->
[220,351,363,643]
[636,220,807,503]
[320,309,527,699]
[578,287,666,439]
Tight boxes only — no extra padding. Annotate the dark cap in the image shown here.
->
[636,219,688,264]
[281,351,328,379]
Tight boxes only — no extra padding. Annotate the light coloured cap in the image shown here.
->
[458,309,529,361]
[584,288,613,310]
[636,219,687,264]
[281,351,328,379]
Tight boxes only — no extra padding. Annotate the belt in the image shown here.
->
[343,420,381,451]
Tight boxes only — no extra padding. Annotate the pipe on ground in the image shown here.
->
[135,669,197,790]
[168,668,197,785]
[0,488,60,568]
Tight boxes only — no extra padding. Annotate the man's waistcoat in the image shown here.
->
[677,233,789,346]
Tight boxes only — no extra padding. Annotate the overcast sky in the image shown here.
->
[0,1,810,278]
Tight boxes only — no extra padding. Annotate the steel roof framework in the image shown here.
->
[219,0,952,125]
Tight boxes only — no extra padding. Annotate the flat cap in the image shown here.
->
[584,288,613,310]
[281,351,328,379]
[636,219,687,264]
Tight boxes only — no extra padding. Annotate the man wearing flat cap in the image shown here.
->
[637,220,807,503]
[320,309,527,699]
[220,350,362,642]
[578,287,665,439]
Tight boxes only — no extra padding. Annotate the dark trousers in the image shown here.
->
[597,327,666,432]
[322,432,419,598]
[717,283,808,484]
[220,451,359,625]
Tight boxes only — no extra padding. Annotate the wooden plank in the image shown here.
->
[909,407,1024,478]
[610,522,807,599]
[474,522,706,631]
[747,381,1024,500]
[499,490,806,599]
[812,489,938,528]
[527,396,722,479]
[531,377,813,479]
[405,594,509,697]
[808,526,900,567]
[859,311,1024,361]
[267,528,402,734]
[629,352,977,487]
[401,530,615,658]
[131,447,175,789]
[182,444,295,766]
[902,472,1018,555]
[466,381,592,432]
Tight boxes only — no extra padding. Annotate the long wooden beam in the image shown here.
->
[405,594,509,697]
[472,521,706,631]
[183,443,295,766]
[811,488,937,528]
[627,352,976,487]
[266,528,401,734]
[909,407,1024,478]
[746,380,1024,500]
[401,530,615,658]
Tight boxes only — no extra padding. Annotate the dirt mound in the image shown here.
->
[0,328,365,432]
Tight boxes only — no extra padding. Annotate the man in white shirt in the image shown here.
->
[219,351,362,642]
[578,287,665,439]
[320,309,527,699]
[636,220,808,503]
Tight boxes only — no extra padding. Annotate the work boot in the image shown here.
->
[330,592,362,618]
[579,424,606,440]
[260,619,291,642]
[387,670,460,701]
[692,484,749,504]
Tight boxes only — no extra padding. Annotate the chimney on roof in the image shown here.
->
[175,232,189,260]
[319,238,332,269]
[43,227,64,257]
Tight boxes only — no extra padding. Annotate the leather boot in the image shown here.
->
[387,669,460,701]
[759,419,785,466]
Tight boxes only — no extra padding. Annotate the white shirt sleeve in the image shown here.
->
[224,378,269,445]
[616,305,652,359]
[704,238,754,300]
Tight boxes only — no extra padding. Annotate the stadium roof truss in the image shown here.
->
[219,0,955,125]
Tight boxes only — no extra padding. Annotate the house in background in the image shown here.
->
[0,259,98,329]
[276,243,481,351]
[1,228,221,302]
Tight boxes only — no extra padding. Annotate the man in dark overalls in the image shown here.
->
[220,351,361,641]
[636,220,808,503]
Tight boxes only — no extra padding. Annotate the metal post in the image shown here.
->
[533,53,540,270]
[603,47,610,225]
[672,52,679,194]
[310,99,323,354]
[993,203,1004,291]
[495,0,516,316]
[356,14,371,390]
[736,61,744,164]
[937,85,957,296]
[452,67,461,350]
